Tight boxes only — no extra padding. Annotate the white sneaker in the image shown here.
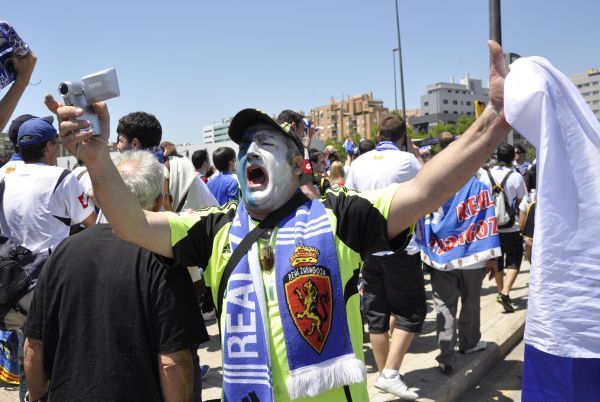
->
[374,374,419,400]
[462,340,487,354]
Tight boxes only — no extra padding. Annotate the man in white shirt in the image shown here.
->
[346,115,425,400]
[1,118,96,253]
[479,144,527,312]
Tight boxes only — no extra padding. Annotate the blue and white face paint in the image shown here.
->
[237,126,299,217]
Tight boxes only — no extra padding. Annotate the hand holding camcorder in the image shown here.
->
[59,68,120,135]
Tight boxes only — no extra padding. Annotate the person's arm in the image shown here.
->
[0,51,37,131]
[24,338,49,401]
[387,41,511,239]
[158,350,193,402]
[80,211,98,228]
[56,103,174,257]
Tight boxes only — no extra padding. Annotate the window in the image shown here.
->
[455,90,459,93]
[452,100,458,105]
[463,91,467,94]
[467,111,472,115]
[424,101,429,106]
[466,101,471,106]
[448,90,452,93]
[443,110,448,114]
[453,111,458,114]
[425,112,429,115]
[577,84,582,88]
[593,81,599,85]
[443,99,448,104]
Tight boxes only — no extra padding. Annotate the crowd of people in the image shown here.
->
[0,29,596,402]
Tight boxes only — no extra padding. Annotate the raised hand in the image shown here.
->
[56,102,110,164]
[12,50,37,86]
[487,40,508,115]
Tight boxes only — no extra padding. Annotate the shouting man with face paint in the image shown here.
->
[55,41,511,401]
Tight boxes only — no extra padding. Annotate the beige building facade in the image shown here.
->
[571,68,600,121]
[308,93,389,141]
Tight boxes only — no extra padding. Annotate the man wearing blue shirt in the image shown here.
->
[207,146,239,205]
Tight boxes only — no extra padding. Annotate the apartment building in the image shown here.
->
[571,68,600,121]
[308,93,389,141]
[202,117,232,144]
[410,75,488,132]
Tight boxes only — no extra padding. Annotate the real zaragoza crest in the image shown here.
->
[283,245,333,354]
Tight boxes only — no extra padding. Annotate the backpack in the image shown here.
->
[486,169,516,229]
[0,236,46,330]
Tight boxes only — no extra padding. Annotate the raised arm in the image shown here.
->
[56,104,173,257]
[387,41,512,239]
[0,51,37,131]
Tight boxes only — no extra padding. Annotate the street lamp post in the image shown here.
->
[489,0,502,45]
[394,0,408,150]
[392,48,399,111]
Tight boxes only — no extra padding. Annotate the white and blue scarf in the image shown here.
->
[223,198,364,401]
[376,140,399,152]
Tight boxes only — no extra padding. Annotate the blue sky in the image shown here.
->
[3,0,599,144]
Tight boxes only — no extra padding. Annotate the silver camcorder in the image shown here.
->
[59,68,120,135]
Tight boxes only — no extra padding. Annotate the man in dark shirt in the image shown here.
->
[23,151,208,402]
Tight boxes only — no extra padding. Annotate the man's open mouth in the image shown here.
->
[246,165,268,188]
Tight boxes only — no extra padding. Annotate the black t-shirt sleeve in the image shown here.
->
[325,187,410,258]
[150,261,208,354]
[168,207,235,268]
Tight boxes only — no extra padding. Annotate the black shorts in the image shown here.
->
[498,231,523,271]
[361,252,426,334]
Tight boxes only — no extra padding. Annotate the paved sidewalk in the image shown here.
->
[0,263,529,402]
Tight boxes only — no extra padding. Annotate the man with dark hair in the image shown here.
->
[358,139,375,155]
[207,146,239,205]
[192,149,211,183]
[1,114,53,178]
[1,118,97,252]
[24,150,208,402]
[345,114,425,399]
[309,148,330,196]
[513,143,531,175]
[57,41,513,401]
[480,143,527,312]
[379,115,406,146]
[276,109,319,199]
[116,111,163,153]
